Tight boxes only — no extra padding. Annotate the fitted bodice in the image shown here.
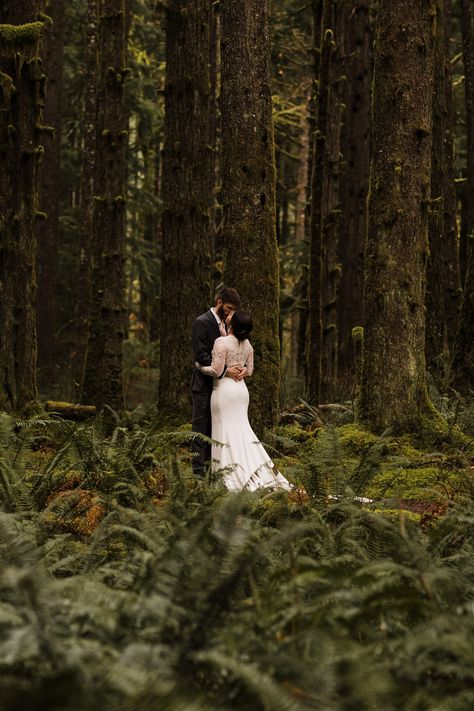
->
[197,335,254,377]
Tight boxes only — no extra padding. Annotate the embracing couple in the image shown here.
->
[191,286,291,492]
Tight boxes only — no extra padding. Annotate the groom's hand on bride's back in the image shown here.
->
[226,365,248,381]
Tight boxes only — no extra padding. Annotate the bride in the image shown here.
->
[195,311,291,492]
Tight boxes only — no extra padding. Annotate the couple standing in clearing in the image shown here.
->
[191,287,291,492]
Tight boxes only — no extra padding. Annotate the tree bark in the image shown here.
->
[36,0,65,382]
[0,1,45,409]
[320,2,344,398]
[453,0,474,391]
[337,0,371,386]
[358,0,435,432]
[158,0,214,420]
[296,0,323,383]
[426,0,461,384]
[220,0,280,433]
[81,0,129,411]
[72,0,98,400]
[307,0,333,404]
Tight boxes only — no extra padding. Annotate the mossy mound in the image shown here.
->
[337,423,380,454]
[366,465,454,502]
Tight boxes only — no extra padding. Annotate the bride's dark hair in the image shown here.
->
[230,311,253,342]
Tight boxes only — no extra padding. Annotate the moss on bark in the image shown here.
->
[358,0,436,434]
[220,0,280,434]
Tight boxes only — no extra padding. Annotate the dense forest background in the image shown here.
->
[0,0,472,435]
[1,2,474,710]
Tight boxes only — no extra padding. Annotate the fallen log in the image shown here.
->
[44,401,96,421]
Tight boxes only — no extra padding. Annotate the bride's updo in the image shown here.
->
[230,311,253,342]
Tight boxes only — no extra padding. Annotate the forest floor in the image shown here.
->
[1,396,474,710]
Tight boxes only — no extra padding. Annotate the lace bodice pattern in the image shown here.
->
[196,335,254,378]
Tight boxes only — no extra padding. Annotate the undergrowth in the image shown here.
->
[0,411,473,710]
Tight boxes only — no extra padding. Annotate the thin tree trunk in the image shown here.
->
[297,2,323,381]
[426,0,461,384]
[358,0,435,432]
[158,0,214,420]
[72,0,97,399]
[36,0,65,383]
[82,0,129,411]
[307,0,333,404]
[0,2,46,409]
[337,0,371,388]
[221,0,280,433]
[453,0,474,390]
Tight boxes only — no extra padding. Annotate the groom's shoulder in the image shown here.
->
[194,309,213,325]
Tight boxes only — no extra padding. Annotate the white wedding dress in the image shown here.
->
[197,335,291,492]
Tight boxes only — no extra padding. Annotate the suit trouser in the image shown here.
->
[191,389,212,475]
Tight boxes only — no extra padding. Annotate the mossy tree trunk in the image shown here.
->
[307,0,334,405]
[0,2,46,410]
[36,0,65,383]
[337,0,371,388]
[72,0,97,400]
[158,0,214,420]
[426,0,461,384]
[220,0,280,433]
[81,0,129,411]
[453,0,474,391]
[358,0,435,432]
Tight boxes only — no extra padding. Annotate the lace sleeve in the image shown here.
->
[195,338,227,377]
[245,343,254,376]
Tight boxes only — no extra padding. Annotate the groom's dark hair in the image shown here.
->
[215,286,241,308]
[231,311,252,342]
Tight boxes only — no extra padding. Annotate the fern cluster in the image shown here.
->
[0,413,474,709]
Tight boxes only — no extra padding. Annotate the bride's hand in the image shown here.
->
[226,364,244,380]
[231,366,248,382]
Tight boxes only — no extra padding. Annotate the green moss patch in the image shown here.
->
[0,22,45,45]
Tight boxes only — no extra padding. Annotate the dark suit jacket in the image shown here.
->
[191,309,221,394]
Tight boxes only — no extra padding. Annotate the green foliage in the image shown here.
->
[0,412,474,709]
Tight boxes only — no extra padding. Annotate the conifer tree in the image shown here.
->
[0,1,46,409]
[220,0,280,432]
[358,0,435,431]
[158,0,214,420]
[82,0,129,411]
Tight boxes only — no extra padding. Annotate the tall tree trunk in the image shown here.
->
[0,2,46,409]
[307,0,333,404]
[320,2,344,398]
[72,0,98,400]
[358,0,434,432]
[453,0,474,391]
[337,0,371,387]
[158,0,214,420]
[297,1,323,382]
[82,0,129,411]
[220,0,280,433]
[36,0,65,383]
[426,0,461,384]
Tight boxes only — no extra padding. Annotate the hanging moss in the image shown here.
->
[0,70,15,104]
[0,22,45,45]
[35,123,55,136]
[38,13,53,28]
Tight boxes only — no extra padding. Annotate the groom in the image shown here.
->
[191,286,243,477]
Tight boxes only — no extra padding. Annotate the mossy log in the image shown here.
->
[44,400,96,420]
